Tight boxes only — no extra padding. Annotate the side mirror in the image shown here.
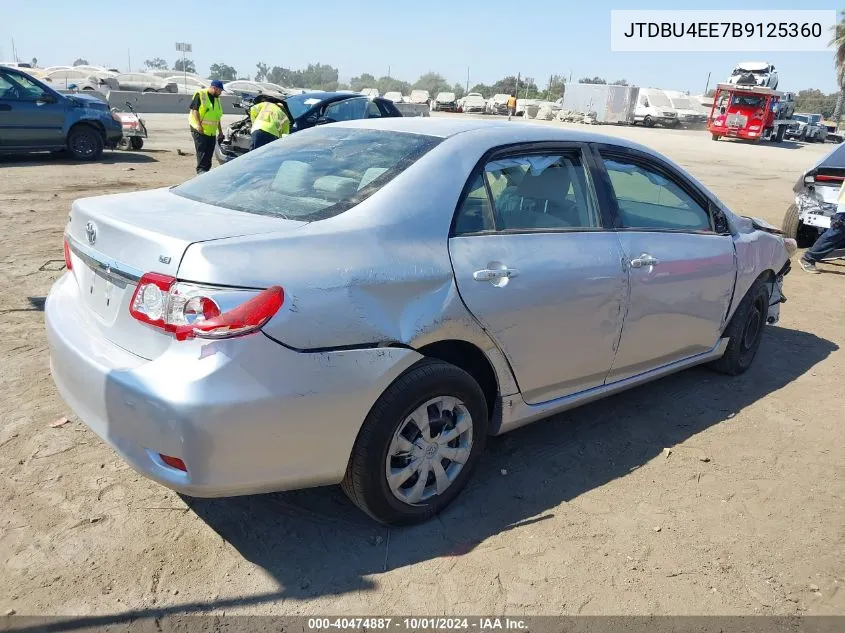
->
[38,94,57,104]
[316,116,335,125]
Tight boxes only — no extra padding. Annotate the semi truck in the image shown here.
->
[707,83,796,143]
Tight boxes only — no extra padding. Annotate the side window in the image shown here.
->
[0,73,18,100]
[601,156,711,231]
[453,174,495,235]
[484,153,601,230]
[366,101,382,118]
[324,98,368,122]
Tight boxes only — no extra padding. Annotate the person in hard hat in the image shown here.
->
[800,179,845,273]
[507,93,517,120]
[248,96,290,150]
[188,80,224,174]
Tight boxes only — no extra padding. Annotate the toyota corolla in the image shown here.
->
[46,118,794,525]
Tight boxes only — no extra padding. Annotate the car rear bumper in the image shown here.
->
[45,272,421,497]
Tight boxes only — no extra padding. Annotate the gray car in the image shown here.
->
[46,118,795,525]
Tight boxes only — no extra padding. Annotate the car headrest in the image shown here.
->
[358,167,388,191]
[271,160,313,194]
[515,166,571,204]
[313,175,358,199]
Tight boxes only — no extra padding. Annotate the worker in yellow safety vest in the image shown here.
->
[188,80,225,174]
[248,97,290,150]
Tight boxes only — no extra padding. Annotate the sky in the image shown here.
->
[1,0,840,94]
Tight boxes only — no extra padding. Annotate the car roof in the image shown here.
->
[329,117,650,151]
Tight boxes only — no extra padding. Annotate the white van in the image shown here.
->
[662,90,708,127]
[633,88,678,127]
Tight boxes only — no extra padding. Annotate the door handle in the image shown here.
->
[473,268,518,282]
[629,254,659,268]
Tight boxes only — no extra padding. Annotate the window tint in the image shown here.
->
[602,157,711,231]
[453,174,495,235]
[173,127,441,222]
[0,73,17,99]
[484,154,601,230]
[366,101,382,118]
[2,71,46,100]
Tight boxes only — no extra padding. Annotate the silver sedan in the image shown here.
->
[46,118,796,525]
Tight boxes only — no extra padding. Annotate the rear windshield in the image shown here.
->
[172,127,441,222]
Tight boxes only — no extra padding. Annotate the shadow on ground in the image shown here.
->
[188,325,836,602]
[0,151,158,167]
[17,326,836,630]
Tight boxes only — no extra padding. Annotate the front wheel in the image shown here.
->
[130,137,144,150]
[708,279,770,376]
[67,125,104,160]
[711,133,719,141]
[342,359,489,525]
[643,116,654,128]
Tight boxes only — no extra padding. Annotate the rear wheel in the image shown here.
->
[643,116,654,128]
[782,203,818,248]
[342,359,488,525]
[130,137,144,150]
[67,125,104,160]
[709,279,770,375]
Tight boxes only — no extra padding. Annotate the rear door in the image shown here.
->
[449,144,628,405]
[593,145,737,382]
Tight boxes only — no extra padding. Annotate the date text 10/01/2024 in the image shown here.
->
[622,22,823,38]
[307,618,528,631]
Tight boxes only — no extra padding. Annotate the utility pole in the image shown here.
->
[175,42,192,93]
[11,37,18,62]
[704,72,711,95]
[387,65,390,79]
[127,49,131,72]
[516,72,521,99]
[466,67,470,94]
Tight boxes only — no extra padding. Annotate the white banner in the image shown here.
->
[610,10,837,52]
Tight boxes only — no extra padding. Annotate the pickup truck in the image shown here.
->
[0,65,123,160]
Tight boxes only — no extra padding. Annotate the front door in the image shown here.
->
[449,148,628,404]
[596,149,737,383]
[0,69,66,149]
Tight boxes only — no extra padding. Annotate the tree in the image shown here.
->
[470,83,492,97]
[831,11,845,121]
[144,57,168,71]
[413,72,451,96]
[611,79,629,86]
[173,58,196,74]
[296,63,340,90]
[452,83,466,99]
[255,62,269,82]
[349,72,377,91]
[208,63,238,81]
[376,76,411,96]
[545,74,566,99]
[794,89,838,119]
[73,58,89,66]
[579,76,607,84]
[487,75,540,98]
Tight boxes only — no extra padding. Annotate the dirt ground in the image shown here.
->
[1,114,844,618]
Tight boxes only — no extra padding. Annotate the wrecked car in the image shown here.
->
[214,91,402,164]
[431,92,458,112]
[783,142,845,258]
[48,119,794,526]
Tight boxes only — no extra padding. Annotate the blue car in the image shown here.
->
[0,66,123,160]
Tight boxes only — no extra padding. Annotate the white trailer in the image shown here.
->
[559,83,640,124]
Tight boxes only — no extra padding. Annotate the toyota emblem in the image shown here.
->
[85,221,97,245]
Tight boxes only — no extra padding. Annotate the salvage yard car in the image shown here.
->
[782,141,845,259]
[215,91,402,163]
[47,118,794,526]
[0,65,123,160]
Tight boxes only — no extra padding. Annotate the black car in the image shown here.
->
[0,66,123,160]
[215,91,403,163]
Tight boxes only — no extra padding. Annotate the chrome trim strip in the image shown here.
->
[66,233,143,284]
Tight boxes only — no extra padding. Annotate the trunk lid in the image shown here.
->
[66,187,306,360]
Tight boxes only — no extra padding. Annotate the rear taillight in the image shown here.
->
[129,273,283,341]
[63,238,73,271]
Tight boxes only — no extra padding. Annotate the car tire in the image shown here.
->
[67,125,104,161]
[341,358,489,526]
[711,133,719,141]
[117,137,131,151]
[708,279,770,376]
[643,116,654,128]
[130,137,144,150]
[781,202,818,248]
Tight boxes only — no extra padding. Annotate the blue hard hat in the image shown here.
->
[210,80,224,90]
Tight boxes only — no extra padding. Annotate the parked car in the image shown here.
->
[47,118,794,525]
[223,80,284,99]
[460,93,487,113]
[432,92,458,112]
[785,114,827,143]
[0,65,123,159]
[486,93,511,115]
[663,90,708,127]
[114,73,176,93]
[42,69,117,92]
[361,88,380,98]
[782,141,845,256]
[164,75,208,94]
[383,91,403,103]
[821,122,844,143]
[214,91,403,163]
[409,89,430,105]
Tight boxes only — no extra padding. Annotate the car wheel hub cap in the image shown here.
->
[385,396,473,505]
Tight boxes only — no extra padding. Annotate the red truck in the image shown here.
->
[707,83,795,143]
